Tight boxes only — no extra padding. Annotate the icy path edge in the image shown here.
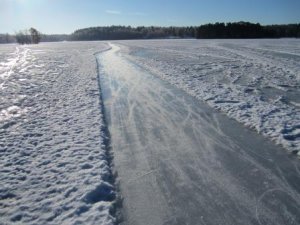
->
[94,47,121,224]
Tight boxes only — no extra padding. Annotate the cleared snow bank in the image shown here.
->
[118,39,300,154]
[0,42,116,224]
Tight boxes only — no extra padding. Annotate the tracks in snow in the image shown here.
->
[0,42,117,225]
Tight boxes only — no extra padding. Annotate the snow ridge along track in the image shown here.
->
[0,42,117,225]
[94,46,121,222]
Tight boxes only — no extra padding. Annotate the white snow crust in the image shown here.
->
[0,42,116,225]
[118,39,300,153]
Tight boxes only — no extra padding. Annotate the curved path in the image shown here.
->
[97,44,300,225]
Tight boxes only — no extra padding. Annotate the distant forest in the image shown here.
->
[196,22,300,39]
[71,22,300,40]
[1,22,299,43]
[70,26,195,40]
[0,33,69,44]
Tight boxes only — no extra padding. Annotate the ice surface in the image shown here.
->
[0,42,116,225]
[98,43,300,225]
[117,39,300,153]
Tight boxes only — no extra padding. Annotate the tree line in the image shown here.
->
[70,22,300,40]
[0,33,15,43]
[70,26,195,41]
[195,22,300,39]
[0,28,69,44]
[0,22,299,44]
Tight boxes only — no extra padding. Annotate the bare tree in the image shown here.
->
[15,30,30,45]
[16,28,41,44]
[29,27,41,44]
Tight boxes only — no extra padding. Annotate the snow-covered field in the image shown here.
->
[0,39,299,225]
[118,39,300,153]
[0,42,116,225]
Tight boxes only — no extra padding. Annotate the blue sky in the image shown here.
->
[1,0,299,34]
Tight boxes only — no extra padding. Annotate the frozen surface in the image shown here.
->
[99,44,300,225]
[1,39,299,225]
[118,39,300,153]
[0,42,116,225]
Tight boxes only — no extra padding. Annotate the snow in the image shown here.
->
[117,39,300,153]
[0,42,116,225]
[0,38,299,224]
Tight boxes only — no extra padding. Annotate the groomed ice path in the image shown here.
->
[98,44,300,225]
